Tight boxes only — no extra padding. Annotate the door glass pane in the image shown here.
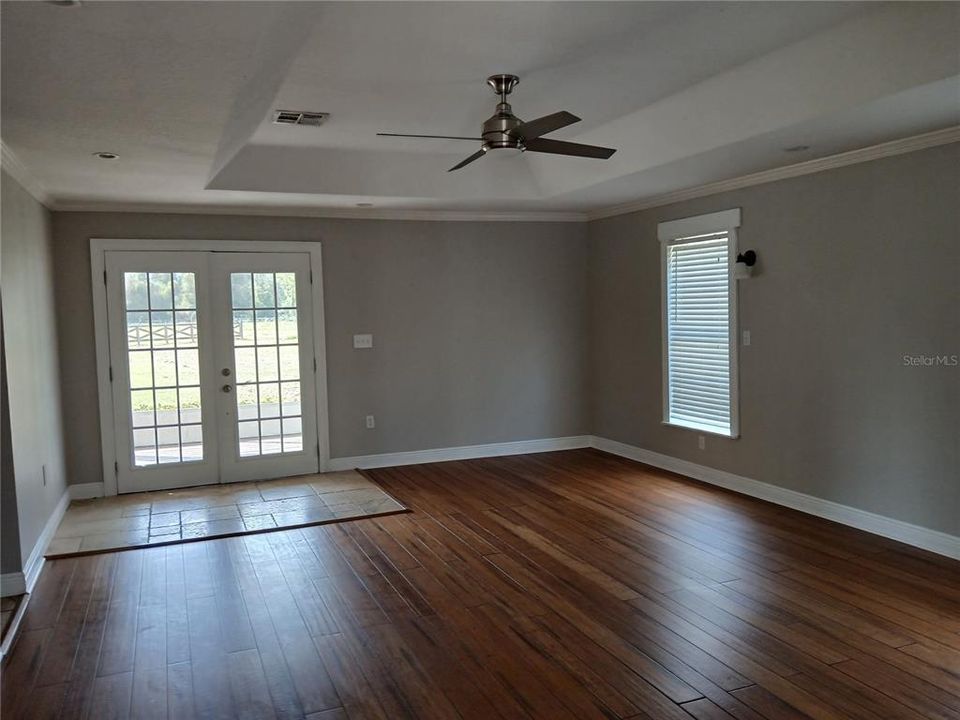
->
[279,345,299,381]
[277,309,298,343]
[151,311,175,348]
[124,271,203,467]
[257,346,279,382]
[157,426,181,464]
[233,310,254,346]
[177,349,200,385]
[276,273,296,307]
[130,390,154,427]
[181,426,203,461]
[282,417,302,452]
[230,271,304,458]
[258,382,280,418]
[231,273,253,309]
[125,273,149,310]
[179,387,202,424]
[153,350,177,386]
[128,350,153,388]
[149,272,173,309]
[173,272,196,309]
[126,311,150,348]
[234,347,257,383]
[155,389,178,425]
[175,311,198,347]
[133,428,157,466]
[260,419,282,455]
[255,310,278,345]
[236,384,258,420]
[253,273,276,308]
[280,382,301,417]
[238,420,259,457]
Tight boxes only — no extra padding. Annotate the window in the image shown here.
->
[660,209,740,437]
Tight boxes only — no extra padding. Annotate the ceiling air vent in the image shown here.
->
[273,110,330,127]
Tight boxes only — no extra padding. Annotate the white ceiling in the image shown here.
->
[2,1,958,218]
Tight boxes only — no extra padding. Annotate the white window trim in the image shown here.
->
[659,209,741,439]
[90,238,331,496]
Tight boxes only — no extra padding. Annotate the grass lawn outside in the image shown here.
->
[126,318,301,411]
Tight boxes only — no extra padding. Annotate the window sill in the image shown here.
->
[662,419,739,440]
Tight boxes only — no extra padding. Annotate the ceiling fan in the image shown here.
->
[377,74,617,172]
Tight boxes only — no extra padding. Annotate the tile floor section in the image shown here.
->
[46,470,407,557]
[1,595,22,644]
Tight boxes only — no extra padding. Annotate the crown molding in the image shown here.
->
[0,141,51,207]
[586,125,960,221]
[16,126,958,223]
[49,200,588,223]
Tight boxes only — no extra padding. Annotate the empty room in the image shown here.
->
[1,1,958,719]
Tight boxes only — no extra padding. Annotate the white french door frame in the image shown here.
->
[91,238,330,497]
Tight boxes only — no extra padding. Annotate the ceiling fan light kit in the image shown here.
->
[378,74,617,172]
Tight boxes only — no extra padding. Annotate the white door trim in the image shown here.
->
[90,238,331,496]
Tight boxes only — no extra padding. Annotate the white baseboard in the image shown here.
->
[0,572,26,597]
[69,482,105,500]
[327,435,592,472]
[0,588,30,660]
[22,487,71,593]
[591,436,960,561]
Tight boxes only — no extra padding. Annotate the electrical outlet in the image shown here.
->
[353,334,373,349]
[698,435,706,450]
[365,415,376,429]
[742,330,751,346]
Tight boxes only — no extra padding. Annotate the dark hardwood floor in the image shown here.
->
[2,449,958,719]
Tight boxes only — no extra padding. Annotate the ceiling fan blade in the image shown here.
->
[448,149,486,172]
[378,133,481,141]
[515,111,581,140]
[524,137,616,159]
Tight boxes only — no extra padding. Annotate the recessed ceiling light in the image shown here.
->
[93,151,119,160]
[783,144,811,153]
[355,202,373,208]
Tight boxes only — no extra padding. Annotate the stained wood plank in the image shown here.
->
[186,592,236,719]
[88,671,133,720]
[166,661,197,720]
[227,648,279,720]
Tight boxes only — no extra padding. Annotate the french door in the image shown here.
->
[105,250,319,493]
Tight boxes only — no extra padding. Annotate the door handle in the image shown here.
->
[222,384,233,393]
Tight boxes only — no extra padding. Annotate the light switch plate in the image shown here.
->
[353,333,373,349]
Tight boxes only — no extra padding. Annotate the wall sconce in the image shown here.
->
[734,250,757,280]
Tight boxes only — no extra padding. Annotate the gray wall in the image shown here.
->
[588,143,960,536]
[52,213,589,486]
[1,307,23,575]
[1,170,69,569]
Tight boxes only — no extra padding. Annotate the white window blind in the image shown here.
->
[663,231,736,436]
